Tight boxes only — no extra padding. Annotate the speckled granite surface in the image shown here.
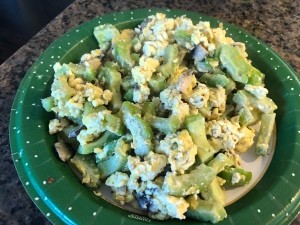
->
[0,0,299,224]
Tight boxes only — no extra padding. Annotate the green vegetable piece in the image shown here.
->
[121,75,135,92]
[41,96,55,112]
[100,62,122,112]
[224,78,236,94]
[218,44,249,83]
[199,73,230,87]
[218,44,264,85]
[141,100,160,116]
[149,44,179,93]
[102,113,126,136]
[69,153,101,189]
[247,67,265,85]
[95,140,118,163]
[194,61,212,73]
[121,101,153,156]
[121,100,141,115]
[163,164,216,197]
[178,46,188,64]
[184,113,217,163]
[124,88,134,101]
[238,107,261,126]
[77,131,119,154]
[256,113,276,156]
[201,177,226,205]
[94,24,120,51]
[238,106,253,126]
[82,102,106,117]
[158,44,179,76]
[148,74,168,93]
[208,152,235,173]
[219,167,252,187]
[112,29,136,72]
[174,29,193,48]
[81,59,101,82]
[144,113,181,134]
[186,195,227,224]
[97,138,130,179]
[131,53,140,64]
[233,90,277,114]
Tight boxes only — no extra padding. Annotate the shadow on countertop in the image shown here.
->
[0,0,74,64]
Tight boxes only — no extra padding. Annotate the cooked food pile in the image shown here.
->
[42,13,277,223]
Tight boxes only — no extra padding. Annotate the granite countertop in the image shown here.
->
[0,0,299,224]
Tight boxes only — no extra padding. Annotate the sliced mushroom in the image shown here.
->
[193,44,208,62]
[54,142,74,162]
[68,124,86,138]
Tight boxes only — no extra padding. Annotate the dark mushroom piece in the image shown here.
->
[54,142,74,162]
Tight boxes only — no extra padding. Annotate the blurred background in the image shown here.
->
[0,0,74,64]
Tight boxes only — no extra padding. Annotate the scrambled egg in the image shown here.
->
[206,119,242,151]
[160,87,190,121]
[105,172,134,205]
[48,118,69,134]
[127,151,167,182]
[157,130,197,174]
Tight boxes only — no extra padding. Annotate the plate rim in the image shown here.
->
[9,7,300,225]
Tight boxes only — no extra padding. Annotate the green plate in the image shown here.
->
[9,8,300,225]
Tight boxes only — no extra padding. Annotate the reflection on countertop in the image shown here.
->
[0,0,299,224]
